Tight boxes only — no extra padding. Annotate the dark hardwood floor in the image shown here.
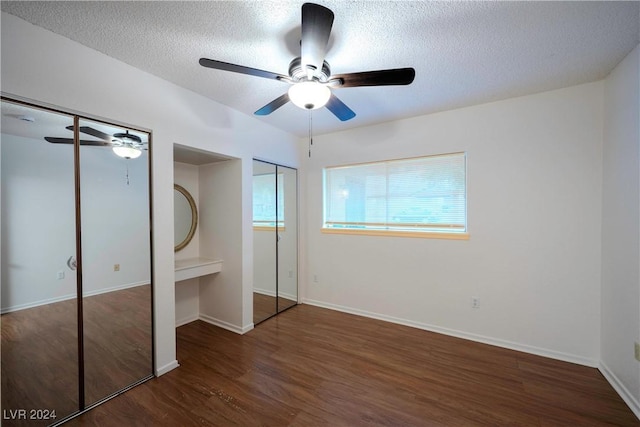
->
[67,304,638,426]
[1,285,153,426]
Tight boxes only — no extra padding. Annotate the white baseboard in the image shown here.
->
[302,298,599,368]
[156,360,179,376]
[176,313,254,334]
[199,313,253,335]
[599,362,640,420]
[175,314,199,328]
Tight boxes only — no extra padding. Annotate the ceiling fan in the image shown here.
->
[45,126,147,159]
[199,2,415,121]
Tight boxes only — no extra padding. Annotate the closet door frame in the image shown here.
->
[1,94,156,424]
[252,158,299,323]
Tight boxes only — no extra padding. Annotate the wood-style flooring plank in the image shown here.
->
[67,304,639,426]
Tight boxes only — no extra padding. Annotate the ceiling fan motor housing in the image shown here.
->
[289,56,331,82]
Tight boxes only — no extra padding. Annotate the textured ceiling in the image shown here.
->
[2,1,638,137]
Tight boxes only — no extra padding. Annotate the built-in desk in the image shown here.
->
[175,257,223,282]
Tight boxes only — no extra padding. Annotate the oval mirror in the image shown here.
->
[174,184,198,252]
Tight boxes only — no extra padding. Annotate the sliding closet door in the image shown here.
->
[1,100,80,422]
[78,118,153,406]
[253,160,278,324]
[277,165,298,312]
[253,160,298,324]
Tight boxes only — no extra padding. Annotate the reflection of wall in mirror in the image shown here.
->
[80,145,150,295]
[253,228,277,297]
[277,168,297,301]
[173,161,201,327]
[252,162,277,298]
[1,133,151,313]
[252,165,297,302]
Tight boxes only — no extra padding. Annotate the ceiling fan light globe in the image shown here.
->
[288,81,331,110]
[113,145,142,159]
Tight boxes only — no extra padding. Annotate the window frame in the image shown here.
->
[322,152,469,240]
[253,171,285,231]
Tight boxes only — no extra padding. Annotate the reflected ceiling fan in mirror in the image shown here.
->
[199,2,415,122]
[45,125,147,159]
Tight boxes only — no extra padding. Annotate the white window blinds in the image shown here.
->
[323,152,466,234]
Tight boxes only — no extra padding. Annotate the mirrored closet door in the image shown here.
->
[78,117,153,406]
[277,165,298,313]
[252,159,297,325]
[1,99,153,425]
[1,100,80,423]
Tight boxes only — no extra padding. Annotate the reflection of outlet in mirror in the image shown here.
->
[313,274,318,283]
[57,271,65,280]
[114,264,120,272]
[471,297,480,309]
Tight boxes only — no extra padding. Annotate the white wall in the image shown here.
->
[1,12,301,375]
[601,44,640,417]
[198,159,247,332]
[174,161,200,326]
[304,82,604,365]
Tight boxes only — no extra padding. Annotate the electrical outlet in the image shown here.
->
[635,342,640,362]
[57,271,65,280]
[114,264,120,272]
[288,270,293,278]
[471,297,480,309]
[313,274,319,283]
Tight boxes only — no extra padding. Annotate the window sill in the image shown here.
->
[321,228,469,240]
[254,226,286,232]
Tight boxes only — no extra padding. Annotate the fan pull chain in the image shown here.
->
[126,163,130,186]
[308,110,313,158]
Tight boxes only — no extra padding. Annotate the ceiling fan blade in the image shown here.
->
[254,93,290,116]
[65,125,111,141]
[301,3,334,74]
[332,68,416,88]
[325,93,356,121]
[199,58,288,81]
[45,137,111,146]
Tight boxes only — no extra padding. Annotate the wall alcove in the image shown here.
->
[173,144,242,333]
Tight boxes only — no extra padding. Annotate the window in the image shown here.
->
[323,152,467,239]
[253,172,284,228]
